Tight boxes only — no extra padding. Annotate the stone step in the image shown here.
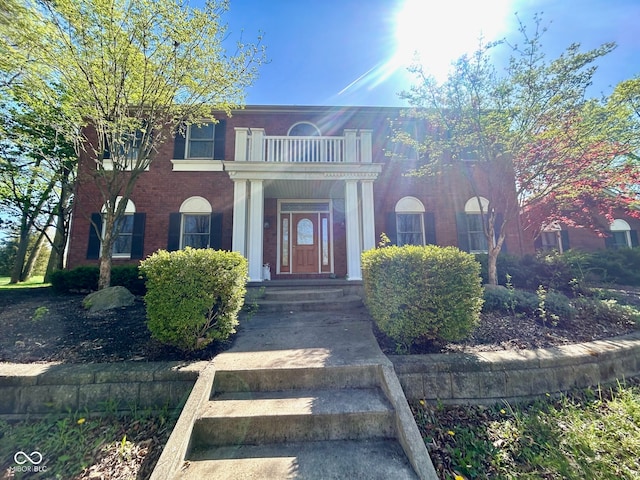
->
[262,288,345,302]
[256,294,363,312]
[180,439,418,480]
[212,364,381,394]
[192,387,395,447]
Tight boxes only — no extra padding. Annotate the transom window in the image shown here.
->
[288,122,321,137]
[395,196,425,246]
[187,123,215,158]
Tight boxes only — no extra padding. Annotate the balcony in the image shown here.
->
[234,128,372,163]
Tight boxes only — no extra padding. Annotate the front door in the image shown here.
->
[292,213,318,273]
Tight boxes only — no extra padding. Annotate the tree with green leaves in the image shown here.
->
[0,92,77,283]
[393,15,638,284]
[1,0,265,289]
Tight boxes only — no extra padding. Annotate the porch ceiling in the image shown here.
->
[263,179,343,199]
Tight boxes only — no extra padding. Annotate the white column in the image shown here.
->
[234,128,249,161]
[232,179,247,255]
[250,128,265,162]
[344,129,357,163]
[247,180,264,281]
[345,180,362,280]
[360,129,372,163]
[361,180,376,252]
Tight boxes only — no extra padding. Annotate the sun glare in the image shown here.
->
[394,0,512,81]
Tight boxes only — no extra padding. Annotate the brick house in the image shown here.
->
[67,105,529,281]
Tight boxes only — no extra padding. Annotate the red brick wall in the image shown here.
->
[67,106,532,272]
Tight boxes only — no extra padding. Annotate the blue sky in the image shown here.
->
[221,0,640,107]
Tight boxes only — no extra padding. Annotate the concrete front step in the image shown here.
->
[181,439,418,480]
[193,387,395,446]
[212,364,381,393]
[262,288,345,302]
[257,294,363,312]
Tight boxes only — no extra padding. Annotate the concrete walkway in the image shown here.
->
[152,305,438,480]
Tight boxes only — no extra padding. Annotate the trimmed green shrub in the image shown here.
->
[111,265,146,295]
[362,245,483,350]
[564,248,640,286]
[50,264,145,294]
[50,265,99,292]
[482,286,538,315]
[140,248,248,351]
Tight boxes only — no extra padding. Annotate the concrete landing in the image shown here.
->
[151,304,438,480]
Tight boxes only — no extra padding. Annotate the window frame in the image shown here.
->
[181,213,212,249]
[186,123,215,159]
[610,219,632,249]
[394,196,426,246]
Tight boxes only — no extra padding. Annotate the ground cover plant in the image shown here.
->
[0,406,179,479]
[413,378,640,479]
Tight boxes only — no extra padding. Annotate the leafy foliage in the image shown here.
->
[393,14,638,284]
[50,264,144,294]
[361,245,483,351]
[140,248,248,351]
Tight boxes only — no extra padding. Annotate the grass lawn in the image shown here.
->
[415,379,640,479]
[0,276,48,289]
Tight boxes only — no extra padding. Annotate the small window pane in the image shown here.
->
[282,217,289,267]
[322,217,329,265]
[297,219,313,245]
[190,124,214,139]
[612,231,630,248]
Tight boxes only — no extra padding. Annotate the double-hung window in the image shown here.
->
[396,214,424,246]
[466,214,488,253]
[111,214,135,257]
[182,214,211,248]
[187,124,215,158]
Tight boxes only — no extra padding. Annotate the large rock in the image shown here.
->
[83,286,135,312]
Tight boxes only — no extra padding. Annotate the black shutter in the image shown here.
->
[495,213,506,253]
[213,120,226,160]
[87,213,102,259]
[173,124,186,159]
[168,213,181,251]
[456,212,470,252]
[424,212,436,245]
[130,213,146,259]
[209,213,223,249]
[631,230,639,247]
[386,212,397,245]
[560,230,570,251]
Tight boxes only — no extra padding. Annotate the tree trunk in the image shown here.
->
[22,230,46,281]
[98,217,114,289]
[487,249,498,285]
[9,226,30,284]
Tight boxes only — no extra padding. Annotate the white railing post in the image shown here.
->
[251,128,265,162]
[234,128,249,162]
[344,129,357,163]
[360,129,372,163]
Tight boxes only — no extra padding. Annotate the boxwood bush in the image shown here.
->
[362,245,483,351]
[50,264,145,294]
[139,248,248,351]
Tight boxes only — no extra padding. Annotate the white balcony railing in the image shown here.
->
[264,136,347,163]
[234,128,372,163]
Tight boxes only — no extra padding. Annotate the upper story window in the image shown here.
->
[187,123,215,158]
[103,129,149,171]
[395,196,425,246]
